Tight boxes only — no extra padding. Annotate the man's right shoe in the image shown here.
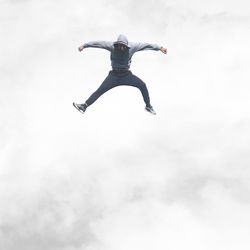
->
[73,102,87,114]
[145,105,156,115]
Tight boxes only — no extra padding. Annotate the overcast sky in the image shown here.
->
[1,0,250,250]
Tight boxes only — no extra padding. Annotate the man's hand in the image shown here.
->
[78,45,84,52]
[160,47,167,54]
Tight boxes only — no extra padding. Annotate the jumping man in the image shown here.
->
[73,34,167,115]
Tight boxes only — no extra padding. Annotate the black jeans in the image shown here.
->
[85,70,151,107]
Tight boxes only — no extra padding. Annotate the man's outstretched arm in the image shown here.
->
[130,42,167,54]
[78,41,113,52]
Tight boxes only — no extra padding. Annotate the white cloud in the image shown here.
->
[1,0,250,249]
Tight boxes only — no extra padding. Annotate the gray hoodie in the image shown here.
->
[83,34,161,70]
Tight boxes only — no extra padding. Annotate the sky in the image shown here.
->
[1,0,250,249]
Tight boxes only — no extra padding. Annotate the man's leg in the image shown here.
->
[85,72,117,107]
[118,72,156,114]
[120,72,151,107]
[73,72,118,114]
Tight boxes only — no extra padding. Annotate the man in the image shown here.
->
[73,34,167,115]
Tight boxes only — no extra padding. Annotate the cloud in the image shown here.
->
[1,0,250,250]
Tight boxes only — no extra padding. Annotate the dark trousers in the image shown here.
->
[85,70,151,107]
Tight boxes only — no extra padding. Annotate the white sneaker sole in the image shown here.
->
[145,108,156,115]
[73,102,85,114]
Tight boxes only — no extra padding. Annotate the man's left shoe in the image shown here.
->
[73,102,87,114]
[145,105,156,115]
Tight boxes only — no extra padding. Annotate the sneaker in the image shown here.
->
[73,102,87,114]
[145,105,156,115]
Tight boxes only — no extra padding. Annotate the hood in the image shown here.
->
[113,34,130,48]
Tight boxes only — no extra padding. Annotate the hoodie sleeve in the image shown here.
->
[130,42,161,53]
[83,41,113,51]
